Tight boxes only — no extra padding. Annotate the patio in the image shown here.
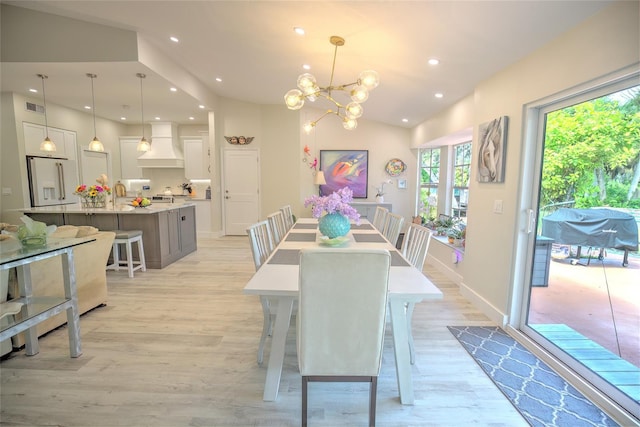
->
[529,250,639,366]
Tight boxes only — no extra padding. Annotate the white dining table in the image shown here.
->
[243,218,443,405]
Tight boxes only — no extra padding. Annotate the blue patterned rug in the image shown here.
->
[448,326,619,427]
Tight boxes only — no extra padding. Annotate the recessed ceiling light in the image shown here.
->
[215,77,222,82]
[84,105,91,110]
[435,93,444,98]
[294,27,305,36]
[170,87,177,92]
[189,116,195,121]
[428,58,440,65]
[29,88,38,93]
[170,36,179,43]
[155,116,161,120]
[198,105,205,109]
[120,117,127,121]
[402,118,409,123]
[303,64,311,70]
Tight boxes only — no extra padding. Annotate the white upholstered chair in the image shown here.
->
[372,206,388,232]
[246,220,276,364]
[382,213,405,247]
[298,248,391,427]
[400,223,433,364]
[267,211,287,245]
[280,205,295,231]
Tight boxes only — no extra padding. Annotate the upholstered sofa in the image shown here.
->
[1,225,115,352]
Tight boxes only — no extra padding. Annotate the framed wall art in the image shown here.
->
[319,150,369,198]
[477,116,508,183]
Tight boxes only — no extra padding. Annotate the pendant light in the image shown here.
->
[37,74,56,152]
[284,35,379,134]
[136,73,150,152]
[87,73,104,152]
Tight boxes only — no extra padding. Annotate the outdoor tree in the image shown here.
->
[541,88,640,209]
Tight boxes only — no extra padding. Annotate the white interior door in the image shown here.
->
[223,149,260,235]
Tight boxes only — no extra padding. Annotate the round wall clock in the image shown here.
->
[385,158,406,176]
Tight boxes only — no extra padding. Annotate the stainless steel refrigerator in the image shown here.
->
[27,156,79,207]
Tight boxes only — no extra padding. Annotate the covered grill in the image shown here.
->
[541,208,639,266]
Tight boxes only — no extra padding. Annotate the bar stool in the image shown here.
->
[107,230,146,278]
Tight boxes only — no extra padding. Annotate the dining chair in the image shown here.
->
[382,213,405,247]
[280,205,295,231]
[400,223,433,364]
[246,220,276,364]
[372,206,389,232]
[267,211,287,245]
[298,248,391,427]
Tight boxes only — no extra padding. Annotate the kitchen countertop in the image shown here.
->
[21,202,195,215]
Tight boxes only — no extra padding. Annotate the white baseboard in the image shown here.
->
[459,281,509,326]
[426,254,463,285]
[197,231,222,239]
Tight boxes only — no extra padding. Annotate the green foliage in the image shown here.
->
[541,88,640,209]
[576,180,640,208]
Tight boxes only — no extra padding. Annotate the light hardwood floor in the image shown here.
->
[0,236,528,426]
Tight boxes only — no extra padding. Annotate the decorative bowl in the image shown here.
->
[318,236,350,247]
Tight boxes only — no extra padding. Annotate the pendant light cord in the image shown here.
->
[138,73,146,139]
[40,74,49,138]
[90,74,97,137]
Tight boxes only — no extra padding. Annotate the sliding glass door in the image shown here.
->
[521,79,639,416]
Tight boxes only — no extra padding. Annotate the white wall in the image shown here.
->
[206,99,413,233]
[296,106,414,220]
[412,1,640,324]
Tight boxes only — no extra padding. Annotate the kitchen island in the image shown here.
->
[22,203,196,269]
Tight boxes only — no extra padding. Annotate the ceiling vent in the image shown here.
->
[26,102,45,114]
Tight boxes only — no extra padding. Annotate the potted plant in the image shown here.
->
[447,227,463,245]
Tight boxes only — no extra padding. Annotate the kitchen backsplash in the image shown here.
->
[120,168,210,199]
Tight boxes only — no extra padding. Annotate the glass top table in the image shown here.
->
[1,236,96,357]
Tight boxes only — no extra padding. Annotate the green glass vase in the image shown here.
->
[318,213,350,238]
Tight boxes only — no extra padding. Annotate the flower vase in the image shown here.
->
[376,195,384,203]
[318,213,350,239]
[82,194,106,208]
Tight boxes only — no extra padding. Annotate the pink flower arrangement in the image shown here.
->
[74,184,111,198]
[304,187,361,223]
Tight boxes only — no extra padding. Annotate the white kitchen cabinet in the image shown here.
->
[193,199,212,234]
[23,122,76,159]
[183,132,209,179]
[119,137,143,179]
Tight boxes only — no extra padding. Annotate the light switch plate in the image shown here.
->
[493,199,503,214]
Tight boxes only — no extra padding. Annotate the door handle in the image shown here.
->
[526,209,536,234]
[57,162,66,200]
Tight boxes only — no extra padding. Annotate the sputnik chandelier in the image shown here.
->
[284,35,379,134]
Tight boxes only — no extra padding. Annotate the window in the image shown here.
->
[418,142,472,221]
[451,142,471,218]
[418,148,439,220]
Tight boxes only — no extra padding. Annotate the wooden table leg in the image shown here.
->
[389,298,415,405]
[263,296,294,401]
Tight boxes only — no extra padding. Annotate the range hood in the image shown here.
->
[137,122,184,168]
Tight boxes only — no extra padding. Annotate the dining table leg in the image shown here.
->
[389,298,415,405]
[263,295,294,401]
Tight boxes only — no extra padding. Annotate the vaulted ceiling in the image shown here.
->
[1,1,613,127]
